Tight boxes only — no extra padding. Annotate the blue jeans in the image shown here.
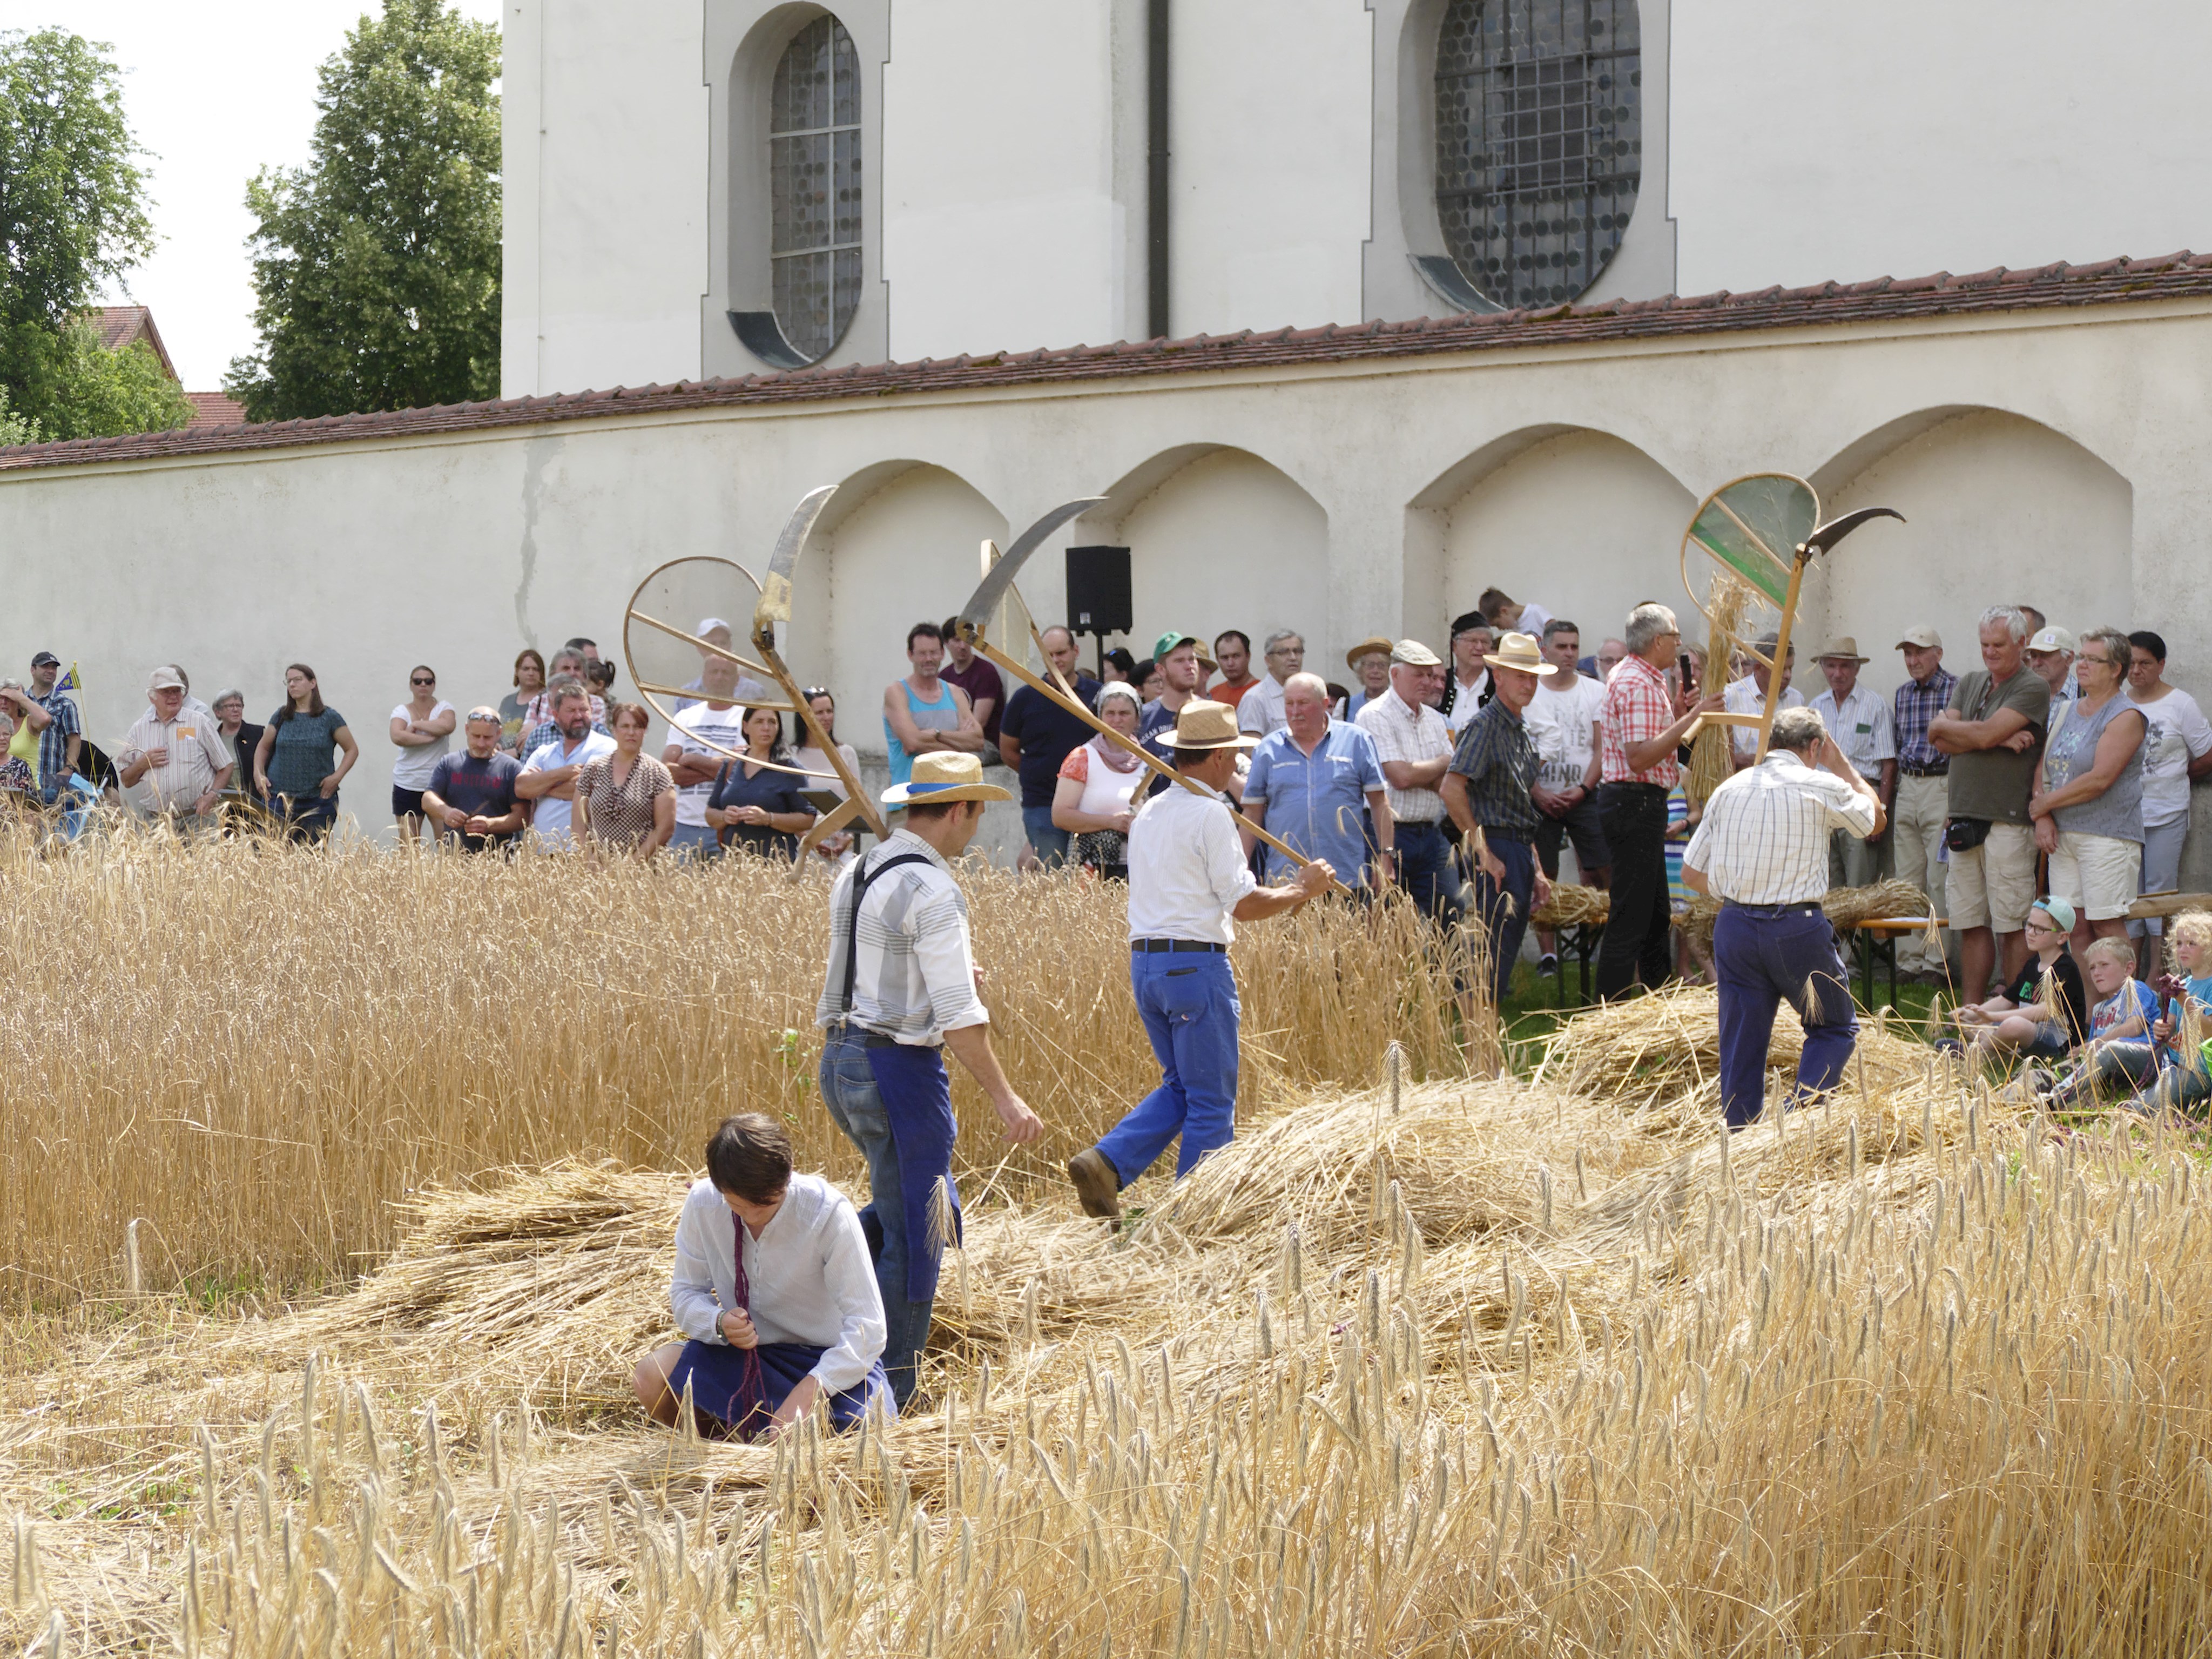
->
[1712,904,1859,1128]
[1096,951,1240,1185]
[1022,806,1070,866]
[1394,821,1466,930]
[669,822,721,860]
[272,793,338,844]
[1473,832,1536,1008]
[817,1029,940,1407]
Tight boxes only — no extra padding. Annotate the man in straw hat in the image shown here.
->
[815,751,1043,1405]
[1442,631,1558,1009]
[1681,705,1884,1129]
[1067,701,1336,1224]
[1808,637,1896,889]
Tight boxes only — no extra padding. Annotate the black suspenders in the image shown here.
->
[837,851,934,1017]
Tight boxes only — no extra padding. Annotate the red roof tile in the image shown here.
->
[6,251,2210,473]
[185,392,248,429]
[91,305,181,382]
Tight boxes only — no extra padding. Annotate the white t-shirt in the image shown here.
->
[1522,672,1605,790]
[1725,675,1805,759]
[520,729,618,846]
[389,701,455,787]
[1442,670,1491,735]
[667,701,751,826]
[2133,686,2212,828]
[1126,781,1258,947]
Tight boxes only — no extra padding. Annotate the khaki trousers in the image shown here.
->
[1890,772,1952,972]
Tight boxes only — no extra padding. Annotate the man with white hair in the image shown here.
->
[1726,636,1804,769]
[1929,605,2051,996]
[118,666,233,830]
[1236,630,1305,739]
[2026,625,2078,709]
[1240,671,1392,891]
[1356,640,1462,928]
[1596,603,1723,999]
[1683,705,1884,1129]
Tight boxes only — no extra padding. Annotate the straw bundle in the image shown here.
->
[1528,882,1609,928]
[1680,876,1933,955]
[1685,570,1756,801]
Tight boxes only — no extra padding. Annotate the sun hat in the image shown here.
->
[2031,894,2076,933]
[1894,625,1941,650]
[881,751,1015,808]
[146,666,186,692]
[1166,700,1258,751]
[1814,637,1869,664]
[1094,680,1143,716]
[1344,635,1393,671]
[1390,639,1442,667]
[2027,625,2076,656]
[697,617,733,637]
[1480,631,1559,677]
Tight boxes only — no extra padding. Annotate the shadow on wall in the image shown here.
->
[1409,426,1697,650]
[1074,445,1331,675]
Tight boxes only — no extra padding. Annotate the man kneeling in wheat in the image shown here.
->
[633,1113,893,1440]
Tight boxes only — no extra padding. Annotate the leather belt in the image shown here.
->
[1897,763,1948,777]
[1131,938,1226,954]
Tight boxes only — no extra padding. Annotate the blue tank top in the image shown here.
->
[885,679,960,786]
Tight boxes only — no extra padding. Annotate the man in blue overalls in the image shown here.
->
[815,751,1043,1406]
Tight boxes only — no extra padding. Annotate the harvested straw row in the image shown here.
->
[1678,874,1933,955]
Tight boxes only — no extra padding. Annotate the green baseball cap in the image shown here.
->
[1154,629,1209,666]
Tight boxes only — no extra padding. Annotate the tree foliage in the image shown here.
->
[0,28,177,441]
[226,0,501,422]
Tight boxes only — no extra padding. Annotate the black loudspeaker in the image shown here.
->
[1065,545,1133,636]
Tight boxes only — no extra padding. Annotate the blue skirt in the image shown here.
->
[665,1339,893,1441]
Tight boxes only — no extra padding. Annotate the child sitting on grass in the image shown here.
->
[633,1112,893,1441]
[2042,935,2158,1104]
[1946,896,2087,1062]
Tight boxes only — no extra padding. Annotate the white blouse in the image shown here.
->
[669,1173,886,1393]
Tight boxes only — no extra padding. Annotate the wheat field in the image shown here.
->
[5,831,2212,1658]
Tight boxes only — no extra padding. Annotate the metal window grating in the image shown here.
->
[1434,0,1641,312]
[770,16,862,363]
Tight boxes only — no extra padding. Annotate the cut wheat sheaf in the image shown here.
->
[4,831,2209,1658]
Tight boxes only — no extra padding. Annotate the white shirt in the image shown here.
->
[1725,675,1806,760]
[669,1175,886,1394]
[121,708,234,812]
[520,729,617,845]
[1127,779,1259,946]
[1683,749,1880,905]
[1522,672,1605,790]
[2132,686,2212,828]
[389,700,455,787]
[1236,674,1289,738]
[668,700,751,826]
[1356,688,1454,822]
[1806,683,1896,781]
[1442,669,1491,735]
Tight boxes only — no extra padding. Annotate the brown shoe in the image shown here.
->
[1067,1148,1122,1225]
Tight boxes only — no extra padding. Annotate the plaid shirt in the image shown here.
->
[1447,699,1541,836]
[35,691,79,785]
[1893,667,1956,773]
[814,830,988,1044]
[1355,688,1453,823]
[1600,653,1680,786]
[522,714,612,759]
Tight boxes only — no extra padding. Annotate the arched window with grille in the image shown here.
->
[767,15,861,363]
[1434,0,1640,311]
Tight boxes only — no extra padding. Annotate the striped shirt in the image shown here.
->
[1892,667,1957,773]
[1355,688,1453,823]
[1681,749,1880,905]
[1600,653,1680,786]
[815,830,988,1045]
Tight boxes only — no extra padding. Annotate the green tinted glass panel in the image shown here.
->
[1687,474,1816,606]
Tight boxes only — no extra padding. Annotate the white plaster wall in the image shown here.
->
[1673,0,2212,294]
[1435,430,1696,647]
[881,0,1127,360]
[1171,0,1371,335]
[1817,413,2133,688]
[503,0,711,397]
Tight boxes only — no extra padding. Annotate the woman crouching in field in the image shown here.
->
[633,1113,893,1440]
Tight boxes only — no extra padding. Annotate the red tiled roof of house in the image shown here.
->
[9,251,2210,473]
[185,392,249,429]
[92,305,180,382]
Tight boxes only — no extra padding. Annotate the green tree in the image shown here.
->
[226,0,500,422]
[0,28,179,441]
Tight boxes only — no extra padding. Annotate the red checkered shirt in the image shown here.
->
[1600,653,1680,786]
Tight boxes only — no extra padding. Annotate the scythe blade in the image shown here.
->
[953,497,1108,635]
[751,483,839,639]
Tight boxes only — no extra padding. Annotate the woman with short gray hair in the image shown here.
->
[2031,624,2145,949]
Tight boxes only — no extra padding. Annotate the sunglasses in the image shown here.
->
[411,677,435,686]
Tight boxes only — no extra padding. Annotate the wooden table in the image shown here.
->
[1845,915,1942,1011]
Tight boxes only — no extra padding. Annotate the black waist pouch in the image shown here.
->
[1945,816,1992,853]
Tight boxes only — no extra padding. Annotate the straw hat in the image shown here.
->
[1480,631,1559,677]
[1813,637,1869,664]
[881,751,1015,807]
[1166,699,1258,750]
[1344,635,1393,671]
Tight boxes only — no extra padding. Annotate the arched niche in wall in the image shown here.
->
[1811,409,2132,683]
[1408,426,1694,649]
[1074,446,1332,680]
[704,0,891,380]
[812,462,1009,756]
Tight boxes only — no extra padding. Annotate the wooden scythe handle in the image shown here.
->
[969,636,1353,897]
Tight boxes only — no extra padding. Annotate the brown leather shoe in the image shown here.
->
[1067,1148,1122,1225]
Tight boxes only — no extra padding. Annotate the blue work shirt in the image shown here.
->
[1242,719,1386,887]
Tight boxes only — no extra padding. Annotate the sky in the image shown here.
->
[2,0,504,389]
